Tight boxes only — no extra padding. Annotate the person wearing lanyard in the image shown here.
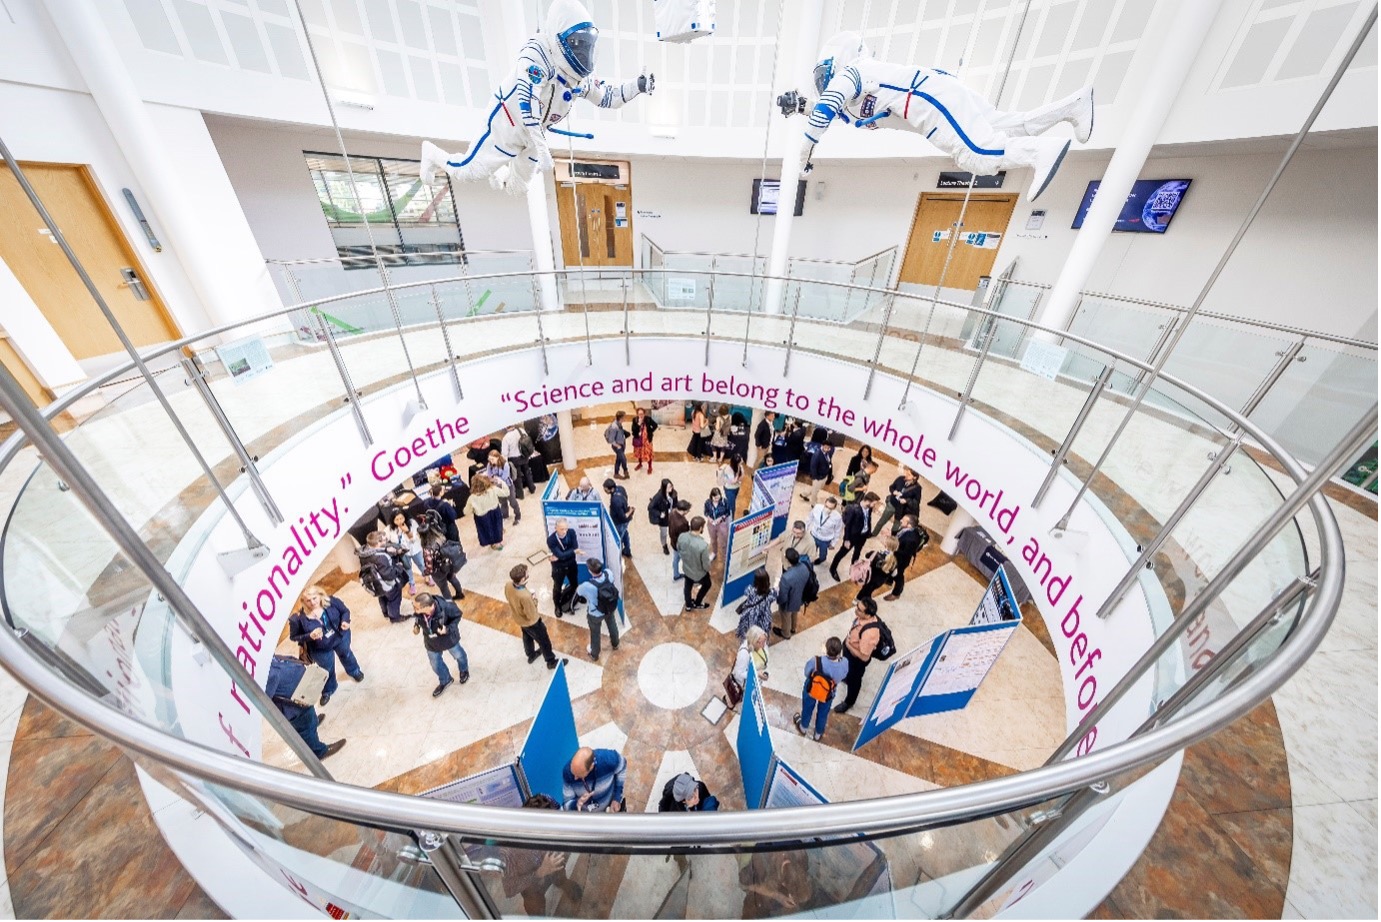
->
[561,746,626,812]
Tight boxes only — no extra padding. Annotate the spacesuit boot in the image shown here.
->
[1026,86,1095,143]
[420,141,448,186]
[1005,136,1072,202]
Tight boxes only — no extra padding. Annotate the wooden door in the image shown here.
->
[898,193,1019,289]
[0,163,179,360]
[556,177,634,267]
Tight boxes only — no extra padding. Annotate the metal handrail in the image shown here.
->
[266,249,533,267]
[0,267,1349,850]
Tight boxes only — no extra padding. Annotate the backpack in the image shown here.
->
[440,539,467,572]
[839,475,860,503]
[595,579,620,616]
[801,560,820,605]
[518,427,535,457]
[359,558,397,597]
[866,619,897,661]
[849,557,872,585]
[418,508,444,538]
[807,656,837,702]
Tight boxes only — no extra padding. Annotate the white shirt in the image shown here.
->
[809,504,843,543]
[501,428,523,459]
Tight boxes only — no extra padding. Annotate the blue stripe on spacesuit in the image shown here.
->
[494,146,517,157]
[878,84,1005,156]
[447,101,502,168]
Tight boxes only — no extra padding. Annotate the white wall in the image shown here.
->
[993,141,1380,339]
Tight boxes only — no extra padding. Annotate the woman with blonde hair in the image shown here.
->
[288,585,363,707]
[733,624,770,688]
[464,473,510,551]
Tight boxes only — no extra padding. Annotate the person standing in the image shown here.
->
[808,496,843,565]
[794,637,849,741]
[289,587,364,707]
[668,500,692,580]
[631,407,658,473]
[873,467,922,537]
[829,492,879,581]
[603,478,634,558]
[413,592,469,697]
[648,478,678,554]
[575,558,621,661]
[423,528,466,602]
[704,487,731,560]
[562,746,626,812]
[709,404,732,462]
[886,516,927,600]
[547,518,583,617]
[504,564,566,669]
[266,655,345,760]
[754,410,776,465]
[856,548,898,602]
[845,445,875,479]
[605,410,630,479]
[387,510,427,596]
[566,477,598,502]
[775,548,811,640]
[659,773,720,812]
[734,568,777,640]
[356,530,407,623]
[688,403,709,461]
[421,484,460,542]
[733,625,770,687]
[718,453,743,514]
[785,520,811,558]
[678,517,713,611]
[486,450,524,523]
[464,473,510,551]
[802,442,834,501]
[501,424,535,496]
[835,598,881,714]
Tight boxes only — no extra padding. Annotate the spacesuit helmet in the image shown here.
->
[544,0,600,79]
[812,31,871,95]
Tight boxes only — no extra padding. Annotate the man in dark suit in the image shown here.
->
[886,516,927,600]
[830,492,880,581]
[266,655,345,759]
[547,518,583,616]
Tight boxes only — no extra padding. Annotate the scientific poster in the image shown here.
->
[726,506,775,584]
[913,627,1015,701]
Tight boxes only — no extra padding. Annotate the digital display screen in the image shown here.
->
[751,179,807,216]
[1072,178,1192,233]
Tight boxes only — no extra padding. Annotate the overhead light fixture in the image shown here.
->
[336,91,376,110]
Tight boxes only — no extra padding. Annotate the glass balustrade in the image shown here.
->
[0,263,1355,921]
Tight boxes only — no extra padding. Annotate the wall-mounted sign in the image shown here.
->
[938,170,1007,189]
[1026,209,1047,230]
[571,162,620,179]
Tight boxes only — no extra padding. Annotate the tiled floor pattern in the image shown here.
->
[0,417,1373,916]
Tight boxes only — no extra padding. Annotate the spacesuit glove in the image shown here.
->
[638,72,656,95]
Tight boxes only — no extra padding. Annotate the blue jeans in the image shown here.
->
[427,643,469,684]
[812,537,832,564]
[407,551,424,590]
[312,637,362,697]
[672,548,682,579]
[288,707,327,757]
[800,677,834,737]
[613,446,628,477]
[616,522,632,556]
[725,486,740,515]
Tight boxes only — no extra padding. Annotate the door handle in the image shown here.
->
[119,268,151,301]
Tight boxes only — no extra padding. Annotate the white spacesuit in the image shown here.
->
[421,0,654,196]
[802,32,1094,201]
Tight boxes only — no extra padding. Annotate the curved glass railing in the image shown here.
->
[0,266,1357,919]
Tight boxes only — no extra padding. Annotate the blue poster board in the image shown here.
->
[736,664,776,809]
[598,502,627,625]
[854,569,1022,751]
[517,662,580,802]
[541,472,561,501]
[543,500,605,583]
[721,504,776,607]
[753,461,798,539]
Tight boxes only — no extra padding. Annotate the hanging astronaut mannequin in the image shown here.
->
[796,32,1094,202]
[421,0,654,196]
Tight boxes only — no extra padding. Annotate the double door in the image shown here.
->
[899,192,1019,289]
[555,180,634,268]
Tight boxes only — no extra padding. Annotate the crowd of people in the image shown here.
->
[273,404,932,799]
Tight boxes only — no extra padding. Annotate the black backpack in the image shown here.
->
[801,560,820,606]
[595,578,620,616]
[359,556,397,597]
[418,508,445,538]
[867,618,897,661]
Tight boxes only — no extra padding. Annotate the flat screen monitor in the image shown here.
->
[751,178,807,216]
[1072,178,1191,233]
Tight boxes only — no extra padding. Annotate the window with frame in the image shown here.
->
[305,152,467,268]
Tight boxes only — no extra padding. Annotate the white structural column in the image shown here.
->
[557,410,578,471]
[494,2,560,312]
[763,0,825,315]
[42,0,279,332]
[939,507,978,555]
[1035,0,1227,335]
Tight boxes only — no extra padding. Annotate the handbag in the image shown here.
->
[723,672,744,709]
[288,663,329,708]
[632,436,644,449]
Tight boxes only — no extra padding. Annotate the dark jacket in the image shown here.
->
[266,655,311,721]
[607,485,634,526]
[777,560,811,613]
[632,417,658,444]
[754,418,773,450]
[808,447,833,481]
[886,477,923,518]
[547,529,580,573]
[421,496,460,541]
[895,526,925,569]
[785,427,806,463]
[648,489,678,526]
[658,776,716,813]
[668,509,690,550]
[704,495,731,522]
[846,451,870,478]
[289,597,350,652]
[415,598,463,653]
[841,502,871,542]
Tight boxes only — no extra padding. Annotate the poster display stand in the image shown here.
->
[541,474,626,625]
[753,461,798,540]
[853,568,1023,752]
[517,662,581,803]
[720,462,796,606]
[734,663,776,810]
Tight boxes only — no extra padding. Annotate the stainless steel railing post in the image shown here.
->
[948,313,1001,440]
[0,359,333,780]
[532,273,550,376]
[862,291,901,401]
[623,272,631,366]
[315,312,373,446]
[1031,364,1115,507]
[782,286,804,377]
[702,258,718,366]
[1240,340,1305,416]
[180,357,284,526]
[430,284,464,400]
